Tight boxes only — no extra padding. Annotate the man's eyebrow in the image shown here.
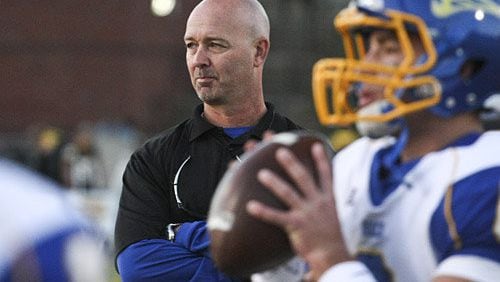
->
[184,35,227,42]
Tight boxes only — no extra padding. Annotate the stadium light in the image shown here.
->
[151,0,176,17]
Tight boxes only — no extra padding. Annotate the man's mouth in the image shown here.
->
[197,76,215,81]
[196,77,216,86]
[357,86,382,108]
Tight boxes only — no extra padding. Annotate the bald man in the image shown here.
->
[185,0,270,126]
[114,0,301,281]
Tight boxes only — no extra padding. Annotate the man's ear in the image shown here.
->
[253,38,270,67]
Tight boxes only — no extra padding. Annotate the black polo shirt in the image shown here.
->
[114,103,301,256]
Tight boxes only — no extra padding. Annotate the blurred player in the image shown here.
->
[247,0,500,281]
[0,158,107,282]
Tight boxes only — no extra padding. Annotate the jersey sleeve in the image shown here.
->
[430,166,500,280]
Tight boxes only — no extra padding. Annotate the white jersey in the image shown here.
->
[0,159,106,282]
[333,131,500,282]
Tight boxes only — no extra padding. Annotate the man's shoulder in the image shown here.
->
[145,119,193,147]
[266,108,302,131]
[474,130,500,150]
[129,119,193,162]
[453,131,500,176]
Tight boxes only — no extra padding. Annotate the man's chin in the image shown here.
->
[198,93,225,106]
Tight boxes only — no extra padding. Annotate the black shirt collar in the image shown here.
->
[189,103,276,142]
[189,104,215,142]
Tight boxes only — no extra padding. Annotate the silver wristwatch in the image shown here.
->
[166,223,182,241]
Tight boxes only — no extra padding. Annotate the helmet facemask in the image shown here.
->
[312,6,441,136]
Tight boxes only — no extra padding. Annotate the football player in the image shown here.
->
[247,0,500,281]
[0,158,107,282]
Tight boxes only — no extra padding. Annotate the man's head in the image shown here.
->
[184,0,270,106]
[312,0,500,137]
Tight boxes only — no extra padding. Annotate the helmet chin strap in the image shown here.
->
[355,99,410,166]
[382,125,409,168]
[355,100,402,138]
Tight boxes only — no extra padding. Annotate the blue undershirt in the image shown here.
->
[223,126,254,139]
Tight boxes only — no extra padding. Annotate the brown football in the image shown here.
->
[207,131,334,278]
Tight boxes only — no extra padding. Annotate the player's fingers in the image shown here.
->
[243,139,259,152]
[246,200,290,227]
[243,130,275,153]
[311,143,333,194]
[275,148,318,198]
[257,169,303,208]
[262,130,275,141]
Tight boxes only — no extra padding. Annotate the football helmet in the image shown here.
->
[312,0,500,127]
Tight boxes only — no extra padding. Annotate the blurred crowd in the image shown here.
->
[0,120,145,251]
[3,120,143,190]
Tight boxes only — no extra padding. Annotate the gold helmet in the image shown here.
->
[313,0,500,129]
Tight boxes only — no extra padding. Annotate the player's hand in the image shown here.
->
[246,143,351,280]
[243,130,275,152]
[227,131,276,170]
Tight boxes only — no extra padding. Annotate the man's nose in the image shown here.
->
[355,47,384,77]
[192,47,210,67]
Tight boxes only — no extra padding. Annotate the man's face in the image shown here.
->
[184,7,255,105]
[356,29,406,108]
[352,28,427,137]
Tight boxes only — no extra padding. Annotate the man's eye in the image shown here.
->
[185,42,196,49]
[209,42,225,49]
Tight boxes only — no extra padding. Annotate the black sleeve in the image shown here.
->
[114,136,173,256]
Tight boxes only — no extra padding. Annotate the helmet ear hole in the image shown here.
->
[460,59,485,80]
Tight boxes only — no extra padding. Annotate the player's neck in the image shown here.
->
[203,101,267,128]
[401,112,483,162]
